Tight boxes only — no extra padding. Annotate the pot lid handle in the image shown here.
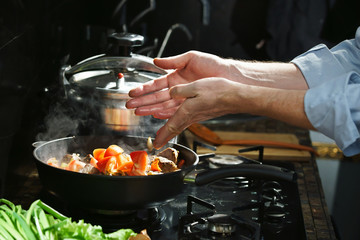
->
[107,32,144,57]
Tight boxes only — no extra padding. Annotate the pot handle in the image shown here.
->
[194,164,296,185]
[32,141,48,148]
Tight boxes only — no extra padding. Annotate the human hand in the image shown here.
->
[149,78,245,148]
[150,76,313,149]
[126,51,231,117]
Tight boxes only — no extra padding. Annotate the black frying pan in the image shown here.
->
[33,135,296,210]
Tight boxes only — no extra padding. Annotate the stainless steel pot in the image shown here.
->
[60,33,167,136]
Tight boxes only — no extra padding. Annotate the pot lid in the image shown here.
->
[63,54,167,94]
[63,33,167,95]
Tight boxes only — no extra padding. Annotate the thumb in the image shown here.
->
[154,52,190,70]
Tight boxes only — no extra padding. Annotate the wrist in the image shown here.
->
[237,85,313,129]
[222,83,264,115]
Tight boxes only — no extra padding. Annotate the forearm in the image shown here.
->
[226,60,309,90]
[233,84,315,130]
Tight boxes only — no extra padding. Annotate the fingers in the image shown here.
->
[127,75,195,111]
[153,97,197,149]
[127,88,171,109]
[134,98,184,116]
[152,78,235,148]
[128,51,201,108]
[153,107,179,119]
[153,99,202,149]
[154,51,194,70]
[128,75,170,98]
[153,120,186,149]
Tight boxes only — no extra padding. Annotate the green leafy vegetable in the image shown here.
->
[0,199,138,240]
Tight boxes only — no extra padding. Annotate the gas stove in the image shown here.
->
[37,143,306,240]
[156,154,305,240]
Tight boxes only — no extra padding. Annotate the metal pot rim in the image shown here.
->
[64,54,167,78]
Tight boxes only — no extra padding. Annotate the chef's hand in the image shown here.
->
[149,78,249,148]
[146,78,313,149]
[126,51,232,117]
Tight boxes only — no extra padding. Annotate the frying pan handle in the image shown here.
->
[194,164,297,185]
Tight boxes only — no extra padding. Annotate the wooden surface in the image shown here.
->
[184,130,312,161]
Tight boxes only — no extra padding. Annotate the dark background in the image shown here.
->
[0,0,359,238]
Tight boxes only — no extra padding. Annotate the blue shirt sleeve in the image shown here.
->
[291,27,360,156]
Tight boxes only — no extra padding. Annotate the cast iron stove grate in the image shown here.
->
[178,195,261,240]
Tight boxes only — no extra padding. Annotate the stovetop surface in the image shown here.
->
[38,157,306,240]
[152,160,306,240]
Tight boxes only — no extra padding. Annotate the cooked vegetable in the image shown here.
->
[177,159,185,168]
[90,146,133,175]
[0,198,148,240]
[93,148,106,160]
[66,159,86,172]
[129,151,149,176]
[46,144,181,176]
[150,159,161,172]
[104,145,124,157]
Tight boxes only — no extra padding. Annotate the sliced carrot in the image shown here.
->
[93,148,106,160]
[90,157,100,170]
[104,145,124,157]
[150,159,161,172]
[130,151,147,160]
[130,151,149,176]
[177,159,185,168]
[115,154,128,165]
[105,157,118,174]
[119,161,134,171]
[47,157,58,167]
[47,162,58,167]
[98,155,113,163]
[97,156,115,173]
[115,154,132,169]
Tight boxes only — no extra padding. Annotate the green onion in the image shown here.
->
[26,199,40,224]
[0,198,140,240]
[0,218,25,240]
[12,211,37,240]
[0,199,15,210]
[0,223,14,240]
[37,200,67,221]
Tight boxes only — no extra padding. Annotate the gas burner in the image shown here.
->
[192,141,263,169]
[207,155,245,168]
[208,214,237,235]
[207,154,261,169]
[179,213,260,240]
[179,196,261,240]
[206,155,259,187]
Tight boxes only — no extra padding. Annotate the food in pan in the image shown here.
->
[46,144,184,176]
